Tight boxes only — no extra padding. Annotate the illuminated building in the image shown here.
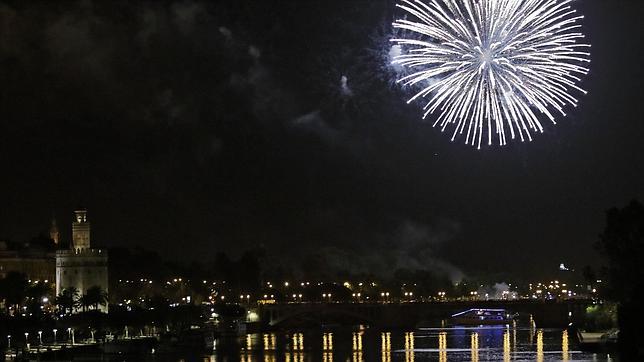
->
[55,209,109,312]
[0,240,55,281]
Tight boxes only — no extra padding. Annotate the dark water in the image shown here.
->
[169,326,614,362]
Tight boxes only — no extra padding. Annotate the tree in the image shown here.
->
[581,265,597,289]
[25,282,52,301]
[0,272,28,314]
[25,281,53,315]
[238,251,261,293]
[78,294,91,312]
[56,287,79,315]
[84,286,108,311]
[597,200,644,360]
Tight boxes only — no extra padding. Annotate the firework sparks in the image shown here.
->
[391,0,590,148]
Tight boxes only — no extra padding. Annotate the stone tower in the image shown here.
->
[49,217,60,245]
[56,209,109,313]
[72,209,90,251]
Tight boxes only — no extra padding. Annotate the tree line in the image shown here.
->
[0,272,107,315]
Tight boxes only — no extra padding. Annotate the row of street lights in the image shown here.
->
[7,328,75,349]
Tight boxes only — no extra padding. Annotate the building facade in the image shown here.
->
[0,241,55,281]
[55,209,109,312]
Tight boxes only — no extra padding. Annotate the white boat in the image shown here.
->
[449,308,515,326]
[578,329,619,345]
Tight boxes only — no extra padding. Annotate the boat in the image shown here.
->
[577,329,619,352]
[449,308,515,326]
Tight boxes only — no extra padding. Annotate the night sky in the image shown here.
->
[0,0,642,280]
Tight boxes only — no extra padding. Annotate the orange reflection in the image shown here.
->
[352,331,363,362]
[323,332,333,362]
[470,332,479,362]
[503,328,511,362]
[405,332,415,362]
[562,330,569,362]
[439,331,447,362]
[381,332,391,362]
[536,329,544,362]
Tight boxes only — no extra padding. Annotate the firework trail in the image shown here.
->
[391,0,590,148]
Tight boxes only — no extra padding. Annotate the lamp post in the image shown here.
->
[38,331,42,345]
[7,335,10,350]
[67,328,72,344]
[53,329,57,344]
[24,332,29,350]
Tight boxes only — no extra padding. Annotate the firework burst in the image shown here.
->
[391,0,590,148]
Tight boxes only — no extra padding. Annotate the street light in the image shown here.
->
[24,332,29,349]
[53,329,57,344]
[67,328,72,344]
[7,335,10,349]
[38,331,42,345]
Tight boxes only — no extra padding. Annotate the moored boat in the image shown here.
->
[449,308,515,326]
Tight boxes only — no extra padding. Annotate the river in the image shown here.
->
[163,325,614,361]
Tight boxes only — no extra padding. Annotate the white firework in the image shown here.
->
[391,0,590,148]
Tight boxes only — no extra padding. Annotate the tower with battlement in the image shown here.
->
[55,209,109,312]
[72,209,90,251]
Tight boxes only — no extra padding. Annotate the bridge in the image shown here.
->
[257,300,591,329]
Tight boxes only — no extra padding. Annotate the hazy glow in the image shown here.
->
[391,0,590,148]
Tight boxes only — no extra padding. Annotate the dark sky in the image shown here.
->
[0,0,642,280]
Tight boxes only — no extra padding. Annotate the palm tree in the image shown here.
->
[56,287,79,315]
[26,282,53,314]
[85,286,108,311]
[78,294,91,312]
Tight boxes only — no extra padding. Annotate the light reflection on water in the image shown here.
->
[211,326,612,362]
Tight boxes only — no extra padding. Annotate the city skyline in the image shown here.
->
[1,0,641,360]
[0,0,642,280]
